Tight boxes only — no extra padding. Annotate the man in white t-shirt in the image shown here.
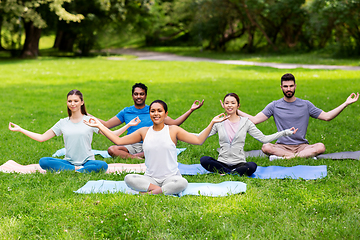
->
[238,73,359,160]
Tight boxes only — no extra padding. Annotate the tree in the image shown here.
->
[0,0,84,58]
[52,0,154,55]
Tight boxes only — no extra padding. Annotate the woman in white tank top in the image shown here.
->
[85,100,228,195]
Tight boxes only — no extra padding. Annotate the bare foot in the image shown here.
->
[133,152,144,159]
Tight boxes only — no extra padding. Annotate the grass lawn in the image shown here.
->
[0,55,359,239]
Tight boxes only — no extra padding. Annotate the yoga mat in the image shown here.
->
[0,160,326,179]
[229,149,360,160]
[53,147,187,158]
[74,180,246,197]
[0,160,46,174]
[317,151,360,160]
[0,160,146,174]
[217,149,266,158]
[249,165,327,180]
[178,162,210,175]
[177,163,327,180]
[246,150,267,158]
[106,163,146,173]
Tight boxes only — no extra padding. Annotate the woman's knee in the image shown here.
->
[200,156,211,164]
[124,174,141,188]
[124,174,136,184]
[163,177,188,195]
[247,162,257,175]
[200,156,216,169]
[98,161,108,171]
[125,174,149,192]
[39,157,52,168]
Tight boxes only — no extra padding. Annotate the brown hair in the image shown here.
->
[67,89,87,117]
[281,73,295,84]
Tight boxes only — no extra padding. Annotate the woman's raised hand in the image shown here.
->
[128,116,141,127]
[191,99,205,111]
[83,118,102,128]
[290,127,298,134]
[212,113,230,123]
[8,122,21,132]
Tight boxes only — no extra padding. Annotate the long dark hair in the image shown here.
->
[67,89,87,117]
[149,100,168,113]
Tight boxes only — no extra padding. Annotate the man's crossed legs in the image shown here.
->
[108,143,144,159]
[262,142,325,160]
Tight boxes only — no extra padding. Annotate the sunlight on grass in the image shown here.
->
[39,35,56,49]
[0,58,359,239]
[0,216,22,238]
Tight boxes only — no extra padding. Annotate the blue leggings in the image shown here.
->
[200,156,257,176]
[39,157,108,173]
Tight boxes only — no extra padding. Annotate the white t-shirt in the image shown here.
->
[51,115,99,165]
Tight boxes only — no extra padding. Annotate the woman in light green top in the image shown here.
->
[9,89,139,173]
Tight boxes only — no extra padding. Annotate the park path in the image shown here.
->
[105,48,360,70]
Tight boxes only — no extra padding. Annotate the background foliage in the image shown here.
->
[1,0,360,57]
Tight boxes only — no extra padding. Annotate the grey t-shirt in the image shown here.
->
[262,98,323,145]
[51,115,99,165]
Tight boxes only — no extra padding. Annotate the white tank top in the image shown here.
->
[143,125,180,182]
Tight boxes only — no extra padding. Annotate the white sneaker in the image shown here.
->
[269,155,284,161]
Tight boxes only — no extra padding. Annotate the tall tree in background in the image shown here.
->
[307,0,360,55]
[0,0,84,58]
[52,0,153,55]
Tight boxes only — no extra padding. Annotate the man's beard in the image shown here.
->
[283,89,295,99]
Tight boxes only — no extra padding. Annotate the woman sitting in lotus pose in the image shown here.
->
[200,93,298,176]
[84,100,229,195]
[9,89,139,173]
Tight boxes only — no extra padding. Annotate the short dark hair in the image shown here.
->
[149,100,168,113]
[281,73,295,84]
[67,89,87,117]
[132,83,148,95]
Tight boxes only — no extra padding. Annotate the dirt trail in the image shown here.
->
[105,48,360,71]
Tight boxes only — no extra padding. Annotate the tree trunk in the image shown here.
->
[242,1,278,51]
[53,30,64,49]
[20,21,42,58]
[58,30,77,52]
[0,14,5,51]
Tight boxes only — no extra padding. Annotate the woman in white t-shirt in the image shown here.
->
[200,93,297,176]
[9,89,139,173]
[84,100,228,194]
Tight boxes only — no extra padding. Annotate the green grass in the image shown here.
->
[0,57,359,239]
[143,46,360,66]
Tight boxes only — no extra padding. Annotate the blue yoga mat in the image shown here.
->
[249,165,327,179]
[75,180,246,197]
[178,163,327,180]
[53,148,187,159]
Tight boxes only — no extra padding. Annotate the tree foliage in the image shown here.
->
[143,0,360,55]
[1,0,359,56]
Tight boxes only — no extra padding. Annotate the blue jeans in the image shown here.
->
[39,157,108,173]
[200,156,257,176]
